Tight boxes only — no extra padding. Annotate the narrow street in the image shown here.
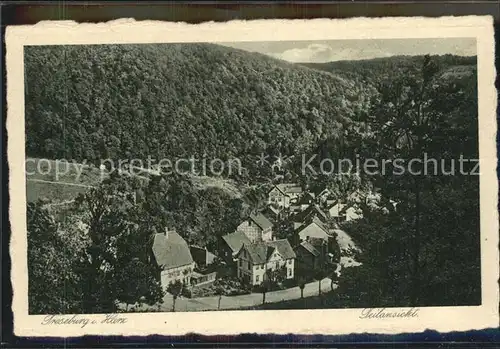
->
[145,277,336,312]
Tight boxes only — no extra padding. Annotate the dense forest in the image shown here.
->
[24,43,374,173]
[25,43,481,313]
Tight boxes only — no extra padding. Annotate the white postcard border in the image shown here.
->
[6,16,499,337]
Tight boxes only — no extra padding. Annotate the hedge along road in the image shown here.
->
[154,277,336,312]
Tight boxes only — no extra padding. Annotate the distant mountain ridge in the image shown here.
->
[299,54,477,83]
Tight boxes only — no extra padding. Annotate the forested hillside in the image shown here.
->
[24,43,374,169]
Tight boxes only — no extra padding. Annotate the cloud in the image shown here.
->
[271,43,394,63]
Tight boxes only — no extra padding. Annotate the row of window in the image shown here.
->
[239,259,293,270]
[166,267,192,278]
[255,268,293,283]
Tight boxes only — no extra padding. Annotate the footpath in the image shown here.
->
[135,277,336,312]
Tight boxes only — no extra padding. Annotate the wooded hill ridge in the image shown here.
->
[24,43,475,175]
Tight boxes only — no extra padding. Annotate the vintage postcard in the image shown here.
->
[6,16,499,337]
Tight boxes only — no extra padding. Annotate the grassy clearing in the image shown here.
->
[26,158,104,203]
[189,175,244,199]
[25,158,245,203]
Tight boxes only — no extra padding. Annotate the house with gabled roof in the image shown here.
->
[291,204,329,229]
[294,236,340,275]
[235,239,296,286]
[235,212,273,242]
[267,183,303,209]
[261,205,281,223]
[151,228,196,290]
[295,217,332,242]
[327,200,364,222]
[294,191,316,212]
[220,230,252,265]
[316,188,332,204]
[190,245,217,268]
[327,200,348,222]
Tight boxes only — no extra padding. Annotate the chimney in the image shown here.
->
[164,227,169,239]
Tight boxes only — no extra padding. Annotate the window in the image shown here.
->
[288,259,292,265]
[256,275,260,283]
[247,261,251,269]
[239,259,242,267]
[288,268,292,276]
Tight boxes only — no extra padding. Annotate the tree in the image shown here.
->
[73,173,164,313]
[313,265,327,296]
[114,258,164,311]
[213,279,225,310]
[329,265,340,292]
[268,265,287,288]
[360,55,444,305]
[27,202,83,314]
[259,278,271,305]
[167,280,183,312]
[298,276,306,299]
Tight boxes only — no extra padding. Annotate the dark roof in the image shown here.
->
[298,241,320,257]
[277,183,303,194]
[222,231,252,254]
[296,194,314,205]
[152,231,194,269]
[292,204,329,223]
[270,183,303,196]
[242,243,269,264]
[327,200,347,216]
[238,239,296,264]
[316,188,331,197]
[190,245,218,265]
[267,239,296,259]
[249,212,273,230]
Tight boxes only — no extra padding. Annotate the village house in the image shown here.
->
[235,239,296,286]
[261,205,281,223]
[327,200,347,222]
[295,217,332,242]
[267,183,303,209]
[188,245,218,287]
[294,238,328,272]
[294,236,341,274]
[235,212,274,242]
[220,230,252,266]
[327,200,364,222]
[151,229,196,290]
[316,188,332,204]
[291,192,316,213]
[291,204,329,229]
[189,245,217,269]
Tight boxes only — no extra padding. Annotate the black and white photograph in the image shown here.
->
[7,17,499,336]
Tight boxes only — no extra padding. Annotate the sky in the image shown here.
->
[218,38,476,63]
